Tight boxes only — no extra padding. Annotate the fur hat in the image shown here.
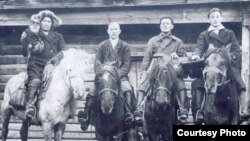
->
[34,10,62,29]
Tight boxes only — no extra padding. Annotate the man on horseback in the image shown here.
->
[21,10,66,119]
[191,8,249,123]
[78,22,135,130]
[134,16,189,125]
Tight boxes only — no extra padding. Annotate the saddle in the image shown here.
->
[9,64,54,107]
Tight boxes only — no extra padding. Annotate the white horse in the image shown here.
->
[1,48,90,141]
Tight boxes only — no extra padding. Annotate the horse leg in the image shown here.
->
[147,130,158,141]
[231,94,239,125]
[113,128,123,141]
[2,108,13,141]
[20,119,30,141]
[54,123,66,141]
[95,130,108,141]
[42,122,52,141]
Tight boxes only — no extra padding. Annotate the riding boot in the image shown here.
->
[25,79,41,119]
[239,90,250,120]
[123,91,134,124]
[133,90,145,126]
[176,89,189,124]
[194,89,205,124]
[78,94,94,131]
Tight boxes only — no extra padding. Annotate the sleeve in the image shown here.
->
[58,33,66,51]
[141,38,154,71]
[176,40,187,57]
[94,44,103,75]
[229,31,242,66]
[194,32,207,57]
[118,44,131,78]
[21,31,29,57]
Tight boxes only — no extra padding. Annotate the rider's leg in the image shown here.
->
[191,79,205,124]
[133,90,145,126]
[121,80,135,124]
[78,89,95,131]
[176,78,189,123]
[25,79,41,118]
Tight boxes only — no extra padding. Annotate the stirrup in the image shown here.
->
[124,113,134,124]
[177,109,188,123]
[25,105,37,118]
[78,111,89,123]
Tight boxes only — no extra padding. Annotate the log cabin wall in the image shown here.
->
[0,0,249,140]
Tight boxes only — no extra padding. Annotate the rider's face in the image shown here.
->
[209,11,222,27]
[107,23,121,40]
[41,17,52,32]
[160,19,174,33]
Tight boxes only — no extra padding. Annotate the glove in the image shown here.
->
[191,54,200,61]
[50,52,64,66]
[31,41,44,54]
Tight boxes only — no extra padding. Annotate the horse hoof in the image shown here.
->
[78,111,89,123]
[134,118,143,127]
[124,117,133,125]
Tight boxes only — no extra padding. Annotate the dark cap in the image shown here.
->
[207,8,222,18]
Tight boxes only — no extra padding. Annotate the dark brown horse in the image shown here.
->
[202,48,238,124]
[91,63,137,141]
[144,59,178,141]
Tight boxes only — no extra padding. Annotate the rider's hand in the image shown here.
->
[171,52,179,59]
[191,54,200,60]
[50,57,60,66]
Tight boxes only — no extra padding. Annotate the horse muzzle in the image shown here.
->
[101,105,113,114]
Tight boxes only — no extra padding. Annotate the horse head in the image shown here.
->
[59,48,90,99]
[150,58,175,107]
[95,61,120,114]
[203,48,231,94]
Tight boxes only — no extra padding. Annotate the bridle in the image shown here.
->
[98,88,118,95]
[154,86,171,95]
[203,66,229,87]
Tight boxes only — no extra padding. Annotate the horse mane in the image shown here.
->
[42,48,90,94]
[149,62,177,92]
[215,48,234,81]
[95,64,121,90]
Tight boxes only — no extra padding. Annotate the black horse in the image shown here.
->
[202,48,239,124]
[144,60,178,141]
[90,63,137,141]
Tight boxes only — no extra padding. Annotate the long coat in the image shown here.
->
[21,30,66,80]
[141,33,186,72]
[194,28,242,68]
[192,27,245,91]
[94,39,130,81]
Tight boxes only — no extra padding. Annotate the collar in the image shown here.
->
[158,32,173,41]
[207,24,225,32]
[109,38,119,48]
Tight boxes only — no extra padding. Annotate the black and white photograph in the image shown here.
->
[0,0,250,141]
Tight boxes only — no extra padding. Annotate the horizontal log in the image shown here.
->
[0,79,94,92]
[0,44,196,56]
[0,3,243,26]
[0,64,26,75]
[0,123,95,132]
[0,55,27,64]
[0,0,243,10]
[0,129,96,139]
